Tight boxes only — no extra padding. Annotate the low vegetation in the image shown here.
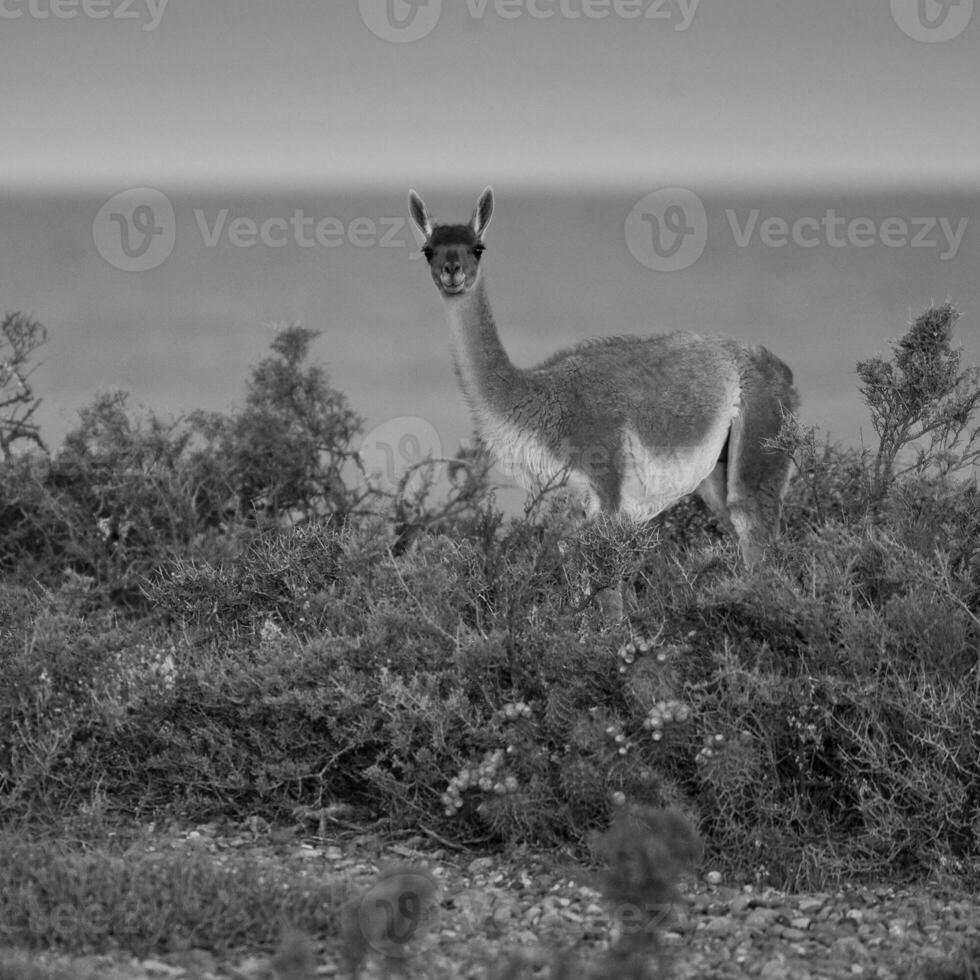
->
[0,303,978,976]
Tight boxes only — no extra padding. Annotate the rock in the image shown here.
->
[701,915,735,936]
[168,950,217,975]
[728,893,752,914]
[525,903,543,922]
[539,909,566,930]
[758,958,791,980]
[796,895,828,913]
[745,907,778,930]
[830,936,867,961]
[141,959,184,977]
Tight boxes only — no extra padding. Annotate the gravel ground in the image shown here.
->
[5,830,978,980]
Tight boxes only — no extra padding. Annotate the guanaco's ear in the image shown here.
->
[471,186,494,240]
[408,189,433,240]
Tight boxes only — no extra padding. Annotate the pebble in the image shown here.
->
[701,915,736,936]
[728,894,753,914]
[758,960,791,980]
[796,895,828,913]
[140,960,182,977]
[167,950,216,974]
[831,936,868,960]
[539,910,566,930]
[745,907,778,930]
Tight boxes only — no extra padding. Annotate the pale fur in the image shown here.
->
[410,187,799,584]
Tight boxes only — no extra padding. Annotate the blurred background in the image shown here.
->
[0,0,977,494]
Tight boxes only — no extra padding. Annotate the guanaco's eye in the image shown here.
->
[422,246,433,260]
[473,243,486,256]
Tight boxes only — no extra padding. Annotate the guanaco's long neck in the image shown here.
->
[442,277,529,421]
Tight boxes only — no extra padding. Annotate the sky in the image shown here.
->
[0,0,978,191]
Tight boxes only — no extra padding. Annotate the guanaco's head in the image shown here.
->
[408,187,493,297]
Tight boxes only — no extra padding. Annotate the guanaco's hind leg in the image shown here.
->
[694,460,734,534]
[725,356,797,565]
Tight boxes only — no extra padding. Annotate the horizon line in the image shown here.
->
[2,174,980,197]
